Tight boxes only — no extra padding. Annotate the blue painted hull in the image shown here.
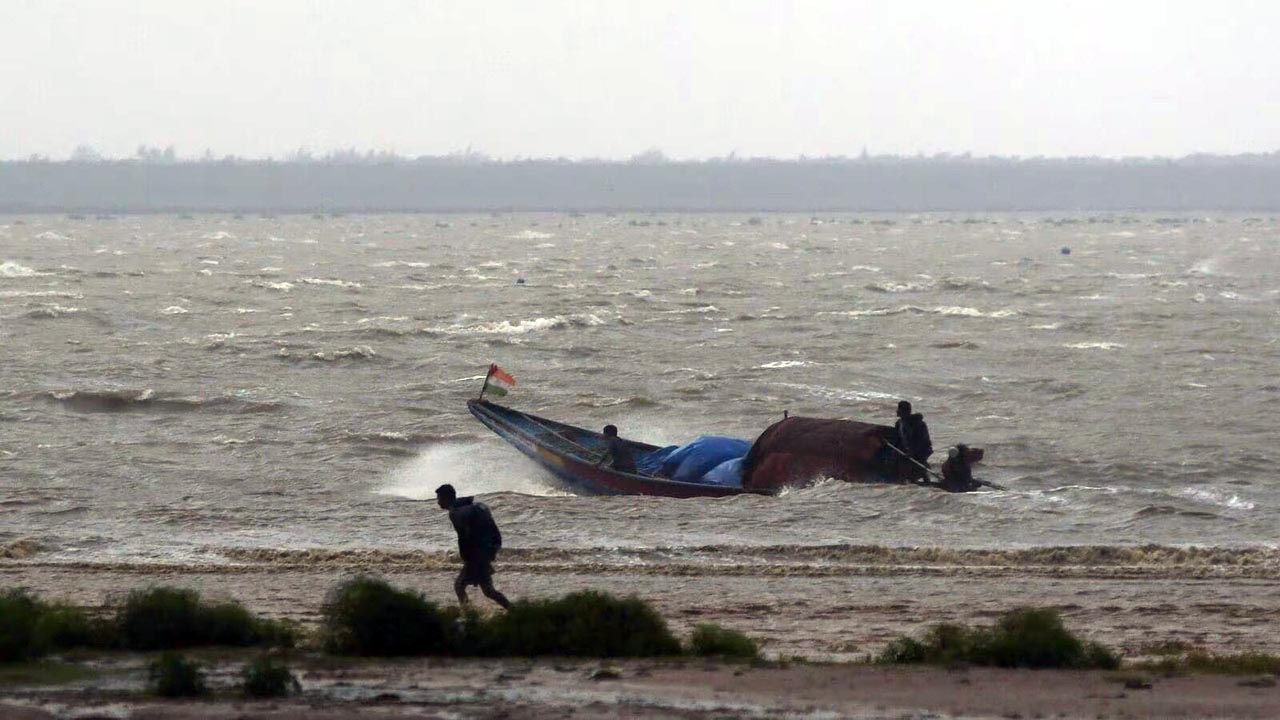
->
[467,400,761,498]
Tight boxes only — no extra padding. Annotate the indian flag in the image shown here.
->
[486,364,516,397]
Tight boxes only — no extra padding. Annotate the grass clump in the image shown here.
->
[1138,651,1280,675]
[320,580,681,658]
[35,605,118,650]
[877,607,1119,670]
[0,590,50,662]
[148,652,207,697]
[0,589,115,662]
[488,590,682,657]
[320,576,447,656]
[118,587,294,650]
[687,623,760,659]
[241,655,300,698]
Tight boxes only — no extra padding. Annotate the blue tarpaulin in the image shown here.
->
[662,436,752,482]
[699,457,745,487]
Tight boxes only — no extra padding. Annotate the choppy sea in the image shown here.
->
[2,213,1277,571]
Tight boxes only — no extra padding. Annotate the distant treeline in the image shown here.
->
[4,154,1280,212]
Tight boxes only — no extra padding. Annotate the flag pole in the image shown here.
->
[478,364,494,401]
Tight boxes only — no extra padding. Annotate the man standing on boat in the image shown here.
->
[894,400,933,480]
[435,484,512,609]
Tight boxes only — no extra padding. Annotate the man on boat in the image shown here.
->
[894,400,933,480]
[435,484,511,609]
[940,444,978,492]
[597,424,638,474]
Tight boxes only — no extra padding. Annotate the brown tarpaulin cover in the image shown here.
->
[740,416,896,491]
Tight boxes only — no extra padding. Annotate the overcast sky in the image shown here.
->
[3,0,1279,160]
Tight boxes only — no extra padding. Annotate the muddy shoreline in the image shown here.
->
[4,658,1280,719]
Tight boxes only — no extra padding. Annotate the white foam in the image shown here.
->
[0,290,82,298]
[201,231,236,240]
[0,261,41,278]
[300,277,362,288]
[26,304,82,317]
[450,314,606,336]
[1187,259,1220,276]
[1180,487,1255,511]
[776,382,898,402]
[377,442,570,498]
[509,229,555,240]
[819,305,1017,319]
[160,306,189,315]
[34,231,69,241]
[1063,341,1125,350]
[867,281,931,293]
[372,260,432,268]
[661,305,720,314]
[758,360,811,369]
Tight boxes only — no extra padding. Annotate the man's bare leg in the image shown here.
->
[479,580,511,609]
[454,574,470,605]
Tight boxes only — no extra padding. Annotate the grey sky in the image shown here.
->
[3,0,1279,160]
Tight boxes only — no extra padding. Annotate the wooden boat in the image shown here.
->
[467,399,762,498]
[469,397,997,495]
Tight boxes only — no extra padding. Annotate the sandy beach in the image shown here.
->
[5,548,1280,661]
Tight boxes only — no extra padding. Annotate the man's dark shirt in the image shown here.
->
[895,413,933,461]
[603,436,637,473]
[941,454,974,492]
[448,496,502,563]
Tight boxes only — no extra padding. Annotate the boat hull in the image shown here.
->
[467,400,759,498]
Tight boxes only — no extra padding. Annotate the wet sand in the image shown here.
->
[3,659,1280,719]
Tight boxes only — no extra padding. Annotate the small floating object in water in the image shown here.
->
[515,277,526,285]
[1060,246,1071,255]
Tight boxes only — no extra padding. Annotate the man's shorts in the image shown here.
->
[458,558,495,587]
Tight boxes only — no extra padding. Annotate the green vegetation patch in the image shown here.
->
[322,578,682,658]
[241,655,300,698]
[320,576,448,656]
[877,607,1119,670]
[118,587,295,650]
[0,589,114,662]
[1138,651,1280,675]
[687,623,760,659]
[0,661,94,687]
[486,590,682,658]
[148,652,208,697]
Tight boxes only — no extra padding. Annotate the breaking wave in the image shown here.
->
[22,305,83,318]
[0,290,82,299]
[820,305,1018,319]
[34,389,285,414]
[865,281,933,293]
[300,277,362,289]
[308,345,379,362]
[426,314,608,336]
[1,261,43,277]
[1063,342,1126,350]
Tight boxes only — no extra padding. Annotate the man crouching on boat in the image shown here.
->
[435,484,512,609]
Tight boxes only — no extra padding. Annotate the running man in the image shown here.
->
[435,484,511,609]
